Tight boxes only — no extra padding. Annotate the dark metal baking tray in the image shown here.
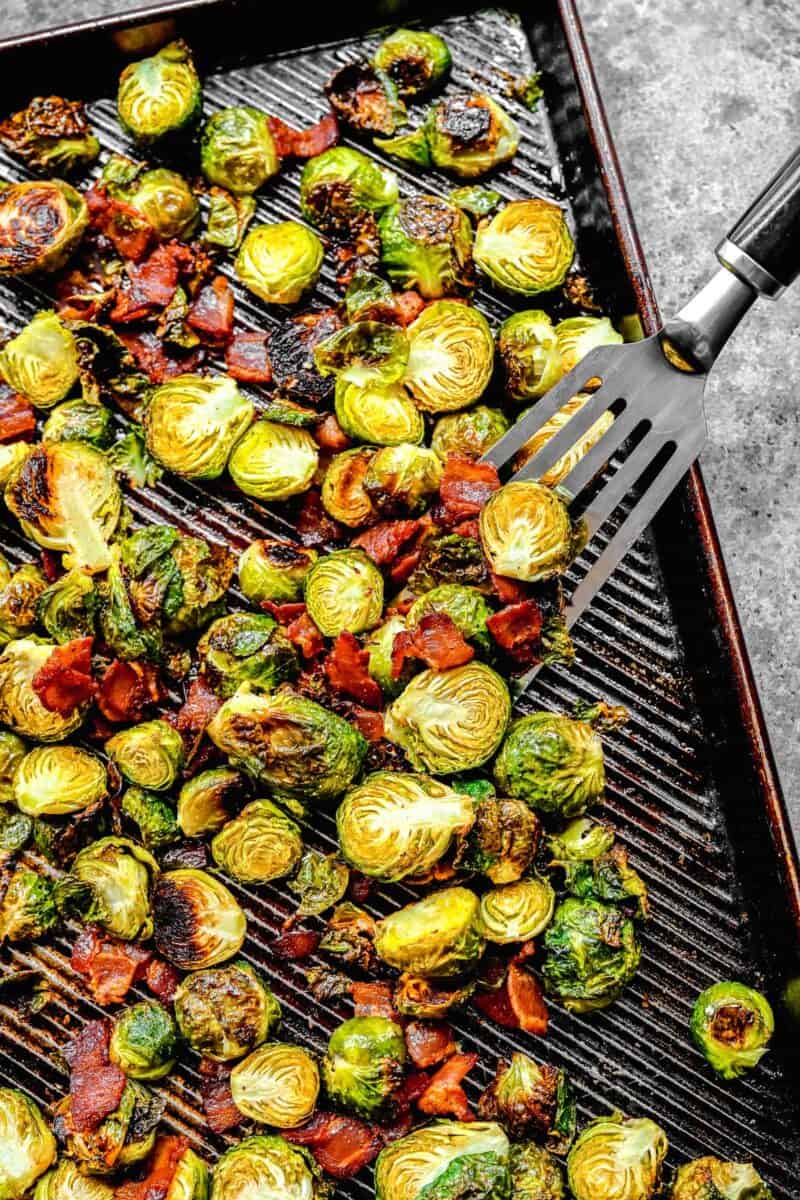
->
[0,1,798,1193]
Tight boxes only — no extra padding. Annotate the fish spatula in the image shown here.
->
[482,145,800,689]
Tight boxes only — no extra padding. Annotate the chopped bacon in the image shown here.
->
[145,958,182,1004]
[351,981,397,1020]
[65,1019,126,1133]
[389,549,422,587]
[394,1070,431,1111]
[314,413,352,453]
[405,1021,457,1069]
[199,1060,240,1133]
[0,389,35,442]
[286,610,326,659]
[391,612,474,677]
[295,487,346,548]
[32,637,96,715]
[417,1052,476,1121]
[376,1111,414,1144]
[110,243,191,324]
[486,600,544,664]
[262,600,307,623]
[438,454,501,525]
[507,963,548,1034]
[284,1111,380,1179]
[71,926,152,1006]
[451,518,481,540]
[225,331,272,383]
[348,870,372,903]
[176,675,222,757]
[40,551,61,583]
[116,1136,188,1200]
[473,981,519,1030]
[272,929,320,959]
[187,275,234,343]
[86,182,154,262]
[490,572,528,604]
[324,632,382,709]
[348,706,385,742]
[97,659,163,723]
[268,111,339,159]
[513,940,537,965]
[394,290,425,326]
[54,268,115,322]
[117,330,203,383]
[352,519,421,566]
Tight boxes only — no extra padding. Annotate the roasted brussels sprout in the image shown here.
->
[304,548,383,637]
[43,400,114,448]
[555,316,623,374]
[425,92,519,178]
[117,40,201,144]
[407,583,493,653]
[0,96,99,175]
[494,710,604,817]
[198,613,297,698]
[567,1112,668,1200]
[51,1081,159,1176]
[393,974,476,1019]
[57,836,157,940]
[287,849,349,917]
[514,394,614,488]
[335,378,424,446]
[363,442,442,516]
[464,795,541,884]
[109,1001,178,1080]
[690,981,774,1080]
[0,1088,56,1199]
[177,768,240,839]
[13,744,106,815]
[541,898,641,1013]
[373,29,451,97]
[33,1159,115,1200]
[365,614,416,699]
[562,844,649,920]
[300,146,398,236]
[385,662,510,775]
[669,1157,773,1200]
[379,196,474,299]
[325,61,406,136]
[205,186,255,251]
[497,310,563,402]
[314,320,409,387]
[238,539,317,606]
[0,866,57,942]
[228,419,319,501]
[174,961,280,1061]
[144,374,254,481]
[0,731,25,782]
[449,185,502,219]
[0,639,86,741]
[0,312,78,409]
[207,688,367,812]
[337,771,475,881]
[375,1121,510,1200]
[405,300,493,411]
[432,406,509,461]
[230,1043,319,1127]
[120,165,199,241]
[211,1136,324,1200]
[153,869,246,970]
[121,787,180,850]
[235,221,323,305]
[373,128,432,168]
[480,877,556,944]
[0,444,29,487]
[479,1052,575,1149]
[212,799,303,884]
[474,199,574,294]
[0,564,47,643]
[547,817,615,864]
[106,719,184,792]
[320,446,373,521]
[201,106,280,194]
[322,1015,406,1118]
[480,481,583,584]
[511,1144,565,1200]
[0,180,88,276]
[166,1148,209,1200]
[375,886,485,978]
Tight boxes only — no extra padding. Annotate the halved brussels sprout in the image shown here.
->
[385,662,510,775]
[117,40,201,144]
[497,310,563,401]
[0,444,29,487]
[567,1112,668,1200]
[0,313,78,409]
[365,614,416,699]
[0,96,100,176]
[0,866,57,942]
[314,321,409,387]
[0,564,46,644]
[167,1148,209,1200]
[122,787,180,850]
[34,1159,115,1200]
[479,1052,575,1149]
[109,1000,178,1080]
[238,539,318,605]
[669,1157,773,1200]
[375,885,485,978]
[690,981,774,1080]
[425,93,519,178]
[13,744,106,815]
[344,271,395,322]
[335,377,425,447]
[57,837,158,941]
[375,1120,510,1200]
[464,795,541,884]
[514,394,614,488]
[230,1043,319,1127]
[235,221,323,305]
[198,613,297,698]
[325,62,406,135]
[378,196,474,299]
[211,1136,325,1200]
[106,719,184,792]
[228,420,319,501]
[288,849,349,917]
[541,897,640,1013]
[555,316,623,374]
[407,583,493,653]
[0,731,25,782]
[43,400,114,448]
[321,448,375,528]
[547,817,615,864]
[405,300,493,412]
[55,1080,162,1175]
[177,768,241,839]
[511,1144,565,1200]
[337,771,475,881]
[480,877,556,944]
[432,406,509,462]
[323,1015,406,1118]
[0,639,86,741]
[479,481,583,583]
[205,187,256,251]
[373,29,451,97]
[0,180,88,276]
[201,106,280,194]
[474,199,574,294]
[175,961,280,1062]
[394,974,476,1019]
[0,1088,56,1199]
[363,443,443,516]
[5,442,121,574]
[119,166,199,241]
[144,374,254,481]
[563,844,649,920]
[153,869,246,970]
[300,146,398,236]
[212,799,303,884]
[494,710,604,817]
[304,549,383,637]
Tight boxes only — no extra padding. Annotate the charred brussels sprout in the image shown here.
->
[325,61,406,136]
[230,1043,319,1127]
[314,320,409,386]
[479,1052,575,1149]
[425,92,519,178]
[13,744,106,815]
[511,1145,565,1200]
[0,866,57,942]
[474,199,574,295]
[0,96,99,175]
[364,443,443,516]
[464,795,541,884]
[304,548,384,637]
[366,614,416,699]
[106,719,184,791]
[201,106,279,194]
[323,1015,406,1118]
[0,1088,56,1199]
[0,565,47,643]
[121,166,199,241]
[407,583,493,653]
[497,310,563,402]
[144,374,254,481]
[0,312,78,408]
[177,768,241,838]
[669,1157,773,1200]
[174,961,280,1061]
[212,799,303,884]
[0,444,29,488]
[288,849,349,917]
[373,128,431,169]
[228,420,318,501]
[109,1001,178,1079]
[375,886,485,978]
[0,639,86,741]
[33,1160,115,1200]
[337,771,475,881]
[541,898,641,1013]
[235,221,323,305]
[198,613,297,698]
[494,710,604,817]
[122,787,180,850]
[514,394,614,488]
[375,1120,510,1200]
[394,974,476,1019]
[0,180,87,276]
[57,837,158,941]
[385,662,510,775]
[238,539,317,606]
[480,877,556,943]
[690,981,774,1080]
[117,40,201,144]
[300,146,398,236]
[336,378,424,446]
[379,196,474,299]
[51,1082,159,1175]
[567,1112,668,1200]
[548,817,615,864]
[211,1136,325,1200]
[555,316,623,374]
[43,400,114,448]
[480,481,583,584]
[562,844,649,920]
[405,300,494,412]
[432,406,509,461]
[153,869,246,970]
[321,447,375,528]
[373,29,451,97]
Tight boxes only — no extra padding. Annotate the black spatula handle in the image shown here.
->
[717,144,800,296]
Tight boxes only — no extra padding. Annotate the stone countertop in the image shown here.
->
[3,0,799,840]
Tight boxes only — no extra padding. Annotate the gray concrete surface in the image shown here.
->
[2,0,798,839]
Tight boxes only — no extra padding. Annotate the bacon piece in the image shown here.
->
[490,572,528,604]
[394,291,425,326]
[348,870,372,904]
[393,1070,430,1111]
[286,610,326,659]
[315,413,351,452]
[417,1053,476,1121]
[110,243,191,324]
[268,112,339,159]
[473,981,519,1029]
[451,518,481,540]
[507,963,548,1034]
[295,488,346,548]
[262,600,307,623]
[284,1111,380,1179]
[71,926,152,1006]
[486,600,544,664]
[376,1111,414,1145]
[272,929,320,960]
[438,454,501,525]
[199,1060,240,1133]
[65,1019,126,1133]
[116,1136,188,1200]
[0,389,35,442]
[324,632,382,709]
[405,1021,457,1069]
[176,675,222,758]
[145,958,182,1005]
[187,275,234,343]
[86,183,154,262]
[117,330,203,383]
[40,551,61,582]
[391,612,474,677]
[389,549,422,587]
[348,706,385,743]
[351,981,397,1020]
[32,636,96,715]
[97,659,162,723]
[352,519,421,566]
[225,331,272,383]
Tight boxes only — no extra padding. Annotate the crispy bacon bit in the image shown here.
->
[405,1021,457,1069]
[86,183,154,262]
[513,940,537,965]
[71,926,152,1006]
[97,660,162,723]
[451,518,481,540]
[225,331,272,383]
[116,1136,188,1200]
[324,632,382,709]
[284,1111,381,1179]
[110,242,191,324]
[65,1019,126,1133]
[40,551,61,582]
[438,454,501,524]
[286,610,326,659]
[271,929,320,960]
[176,675,222,758]
[391,612,474,677]
[389,549,422,587]
[351,981,397,1020]
[199,1060,240,1133]
[0,389,36,442]
[187,275,234,343]
[32,636,96,715]
[473,981,519,1029]
[394,290,425,326]
[490,572,528,604]
[268,111,339,159]
[417,1052,477,1121]
[348,870,372,903]
[117,330,203,383]
[262,600,307,623]
[377,1111,414,1144]
[486,600,544,664]
[394,1070,431,1111]
[145,958,182,1004]
[352,519,421,566]
[348,706,385,743]
[507,963,548,1034]
[295,487,346,548]
[315,413,352,452]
